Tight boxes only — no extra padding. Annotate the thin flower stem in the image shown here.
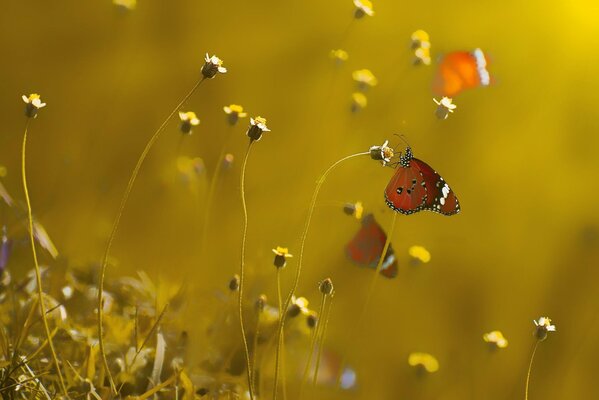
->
[275,268,288,400]
[21,119,69,398]
[201,125,234,259]
[273,151,369,399]
[97,77,205,393]
[238,142,255,400]
[313,294,334,388]
[251,313,261,395]
[335,212,398,388]
[525,341,540,400]
[299,292,326,399]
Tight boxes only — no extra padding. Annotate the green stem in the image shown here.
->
[313,294,334,387]
[21,119,69,398]
[525,341,540,400]
[238,142,255,400]
[299,293,326,399]
[97,77,205,393]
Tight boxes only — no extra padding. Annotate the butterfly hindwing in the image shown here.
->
[412,158,460,215]
[346,214,398,279]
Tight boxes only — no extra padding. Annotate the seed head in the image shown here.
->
[319,278,334,296]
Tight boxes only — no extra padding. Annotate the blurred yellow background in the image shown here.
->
[1,0,599,398]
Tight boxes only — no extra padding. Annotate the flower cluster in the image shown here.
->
[411,30,431,65]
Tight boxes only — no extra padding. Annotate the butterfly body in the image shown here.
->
[385,147,460,216]
[346,213,397,278]
[433,48,491,97]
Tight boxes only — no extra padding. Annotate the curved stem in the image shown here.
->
[299,292,326,399]
[335,212,398,388]
[525,341,540,400]
[21,119,69,398]
[313,294,334,387]
[251,313,261,395]
[273,151,369,398]
[97,77,205,393]
[238,142,255,399]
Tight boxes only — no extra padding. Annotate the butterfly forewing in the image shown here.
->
[384,160,427,215]
[412,158,460,215]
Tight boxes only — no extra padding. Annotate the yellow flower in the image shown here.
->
[433,97,457,120]
[113,0,136,10]
[353,69,378,89]
[369,140,394,166]
[343,201,364,220]
[178,111,200,134]
[223,104,248,126]
[272,246,293,268]
[22,93,46,118]
[411,30,430,49]
[287,296,310,318]
[414,47,431,66]
[533,317,556,341]
[483,330,509,349]
[408,352,439,373]
[202,53,227,79]
[247,116,270,142]
[351,92,368,113]
[409,245,431,264]
[330,49,349,65]
[353,0,374,18]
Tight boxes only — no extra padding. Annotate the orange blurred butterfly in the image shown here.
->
[433,48,492,97]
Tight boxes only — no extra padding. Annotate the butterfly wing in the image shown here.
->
[346,214,398,278]
[433,51,481,97]
[384,161,428,215]
[413,158,460,216]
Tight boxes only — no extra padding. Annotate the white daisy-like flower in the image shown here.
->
[202,53,227,79]
[433,97,457,120]
[369,140,394,166]
[178,111,200,134]
[22,94,46,118]
[533,316,556,341]
[247,116,270,142]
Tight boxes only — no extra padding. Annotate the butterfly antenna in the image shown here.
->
[392,133,411,149]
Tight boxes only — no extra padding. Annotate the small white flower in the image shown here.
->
[247,116,270,142]
[533,316,556,341]
[369,140,394,166]
[202,53,227,78]
[22,94,46,118]
[433,97,457,120]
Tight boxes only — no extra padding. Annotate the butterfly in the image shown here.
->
[433,48,491,98]
[385,147,460,216]
[346,213,397,278]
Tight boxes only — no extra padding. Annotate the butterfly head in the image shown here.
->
[399,147,413,168]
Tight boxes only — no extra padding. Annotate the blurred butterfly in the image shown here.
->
[346,213,397,278]
[385,147,460,216]
[433,48,491,97]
